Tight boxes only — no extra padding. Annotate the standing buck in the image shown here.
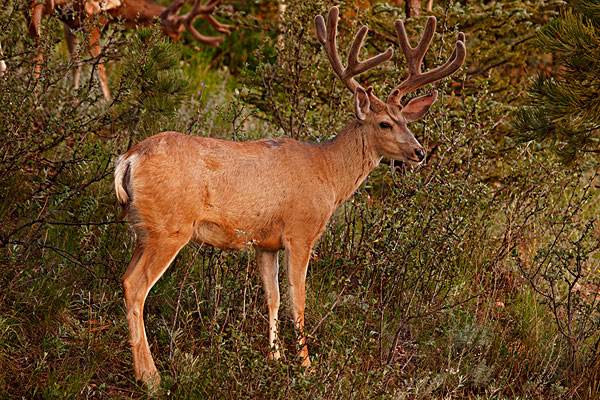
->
[26,0,231,100]
[114,6,465,387]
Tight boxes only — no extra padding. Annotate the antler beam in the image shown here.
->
[387,16,466,105]
[315,7,393,101]
[315,7,466,111]
[161,0,232,46]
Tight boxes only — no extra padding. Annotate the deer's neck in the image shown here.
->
[321,121,381,205]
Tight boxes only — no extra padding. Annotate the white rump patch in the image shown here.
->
[114,153,138,205]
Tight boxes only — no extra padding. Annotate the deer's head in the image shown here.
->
[315,7,466,164]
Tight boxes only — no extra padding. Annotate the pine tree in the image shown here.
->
[514,0,600,161]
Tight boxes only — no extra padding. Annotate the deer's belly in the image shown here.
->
[191,219,283,251]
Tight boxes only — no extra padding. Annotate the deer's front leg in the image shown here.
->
[285,241,312,367]
[256,249,280,360]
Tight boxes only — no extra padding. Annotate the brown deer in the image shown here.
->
[114,6,466,387]
[26,0,231,100]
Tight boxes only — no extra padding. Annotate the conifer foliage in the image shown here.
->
[514,0,600,160]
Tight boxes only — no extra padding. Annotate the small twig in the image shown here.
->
[187,84,206,134]
[169,258,192,360]
[309,266,361,337]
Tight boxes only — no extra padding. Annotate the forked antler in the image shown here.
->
[387,17,466,105]
[315,7,466,110]
[315,7,393,109]
[161,0,232,46]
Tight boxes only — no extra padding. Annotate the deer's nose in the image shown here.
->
[414,148,426,161]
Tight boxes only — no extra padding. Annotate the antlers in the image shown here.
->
[315,7,466,108]
[315,7,392,108]
[161,0,232,46]
[388,17,466,105]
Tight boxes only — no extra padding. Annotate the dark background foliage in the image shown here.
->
[0,0,598,398]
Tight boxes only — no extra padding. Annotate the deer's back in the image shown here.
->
[125,131,336,250]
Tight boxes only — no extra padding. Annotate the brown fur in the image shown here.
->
[121,129,375,249]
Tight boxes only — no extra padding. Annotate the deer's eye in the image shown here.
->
[379,122,393,129]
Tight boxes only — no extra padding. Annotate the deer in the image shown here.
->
[114,6,466,387]
[26,0,232,100]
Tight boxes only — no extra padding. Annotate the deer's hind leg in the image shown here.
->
[122,232,190,387]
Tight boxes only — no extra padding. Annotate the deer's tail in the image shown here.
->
[114,154,137,208]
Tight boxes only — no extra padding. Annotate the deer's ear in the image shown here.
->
[354,87,371,121]
[401,91,438,122]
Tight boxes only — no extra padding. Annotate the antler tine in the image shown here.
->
[388,18,466,105]
[395,16,436,75]
[452,32,466,58]
[315,7,346,85]
[206,14,232,34]
[347,26,394,77]
[189,0,217,15]
[179,0,232,47]
[161,0,186,23]
[315,7,393,98]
